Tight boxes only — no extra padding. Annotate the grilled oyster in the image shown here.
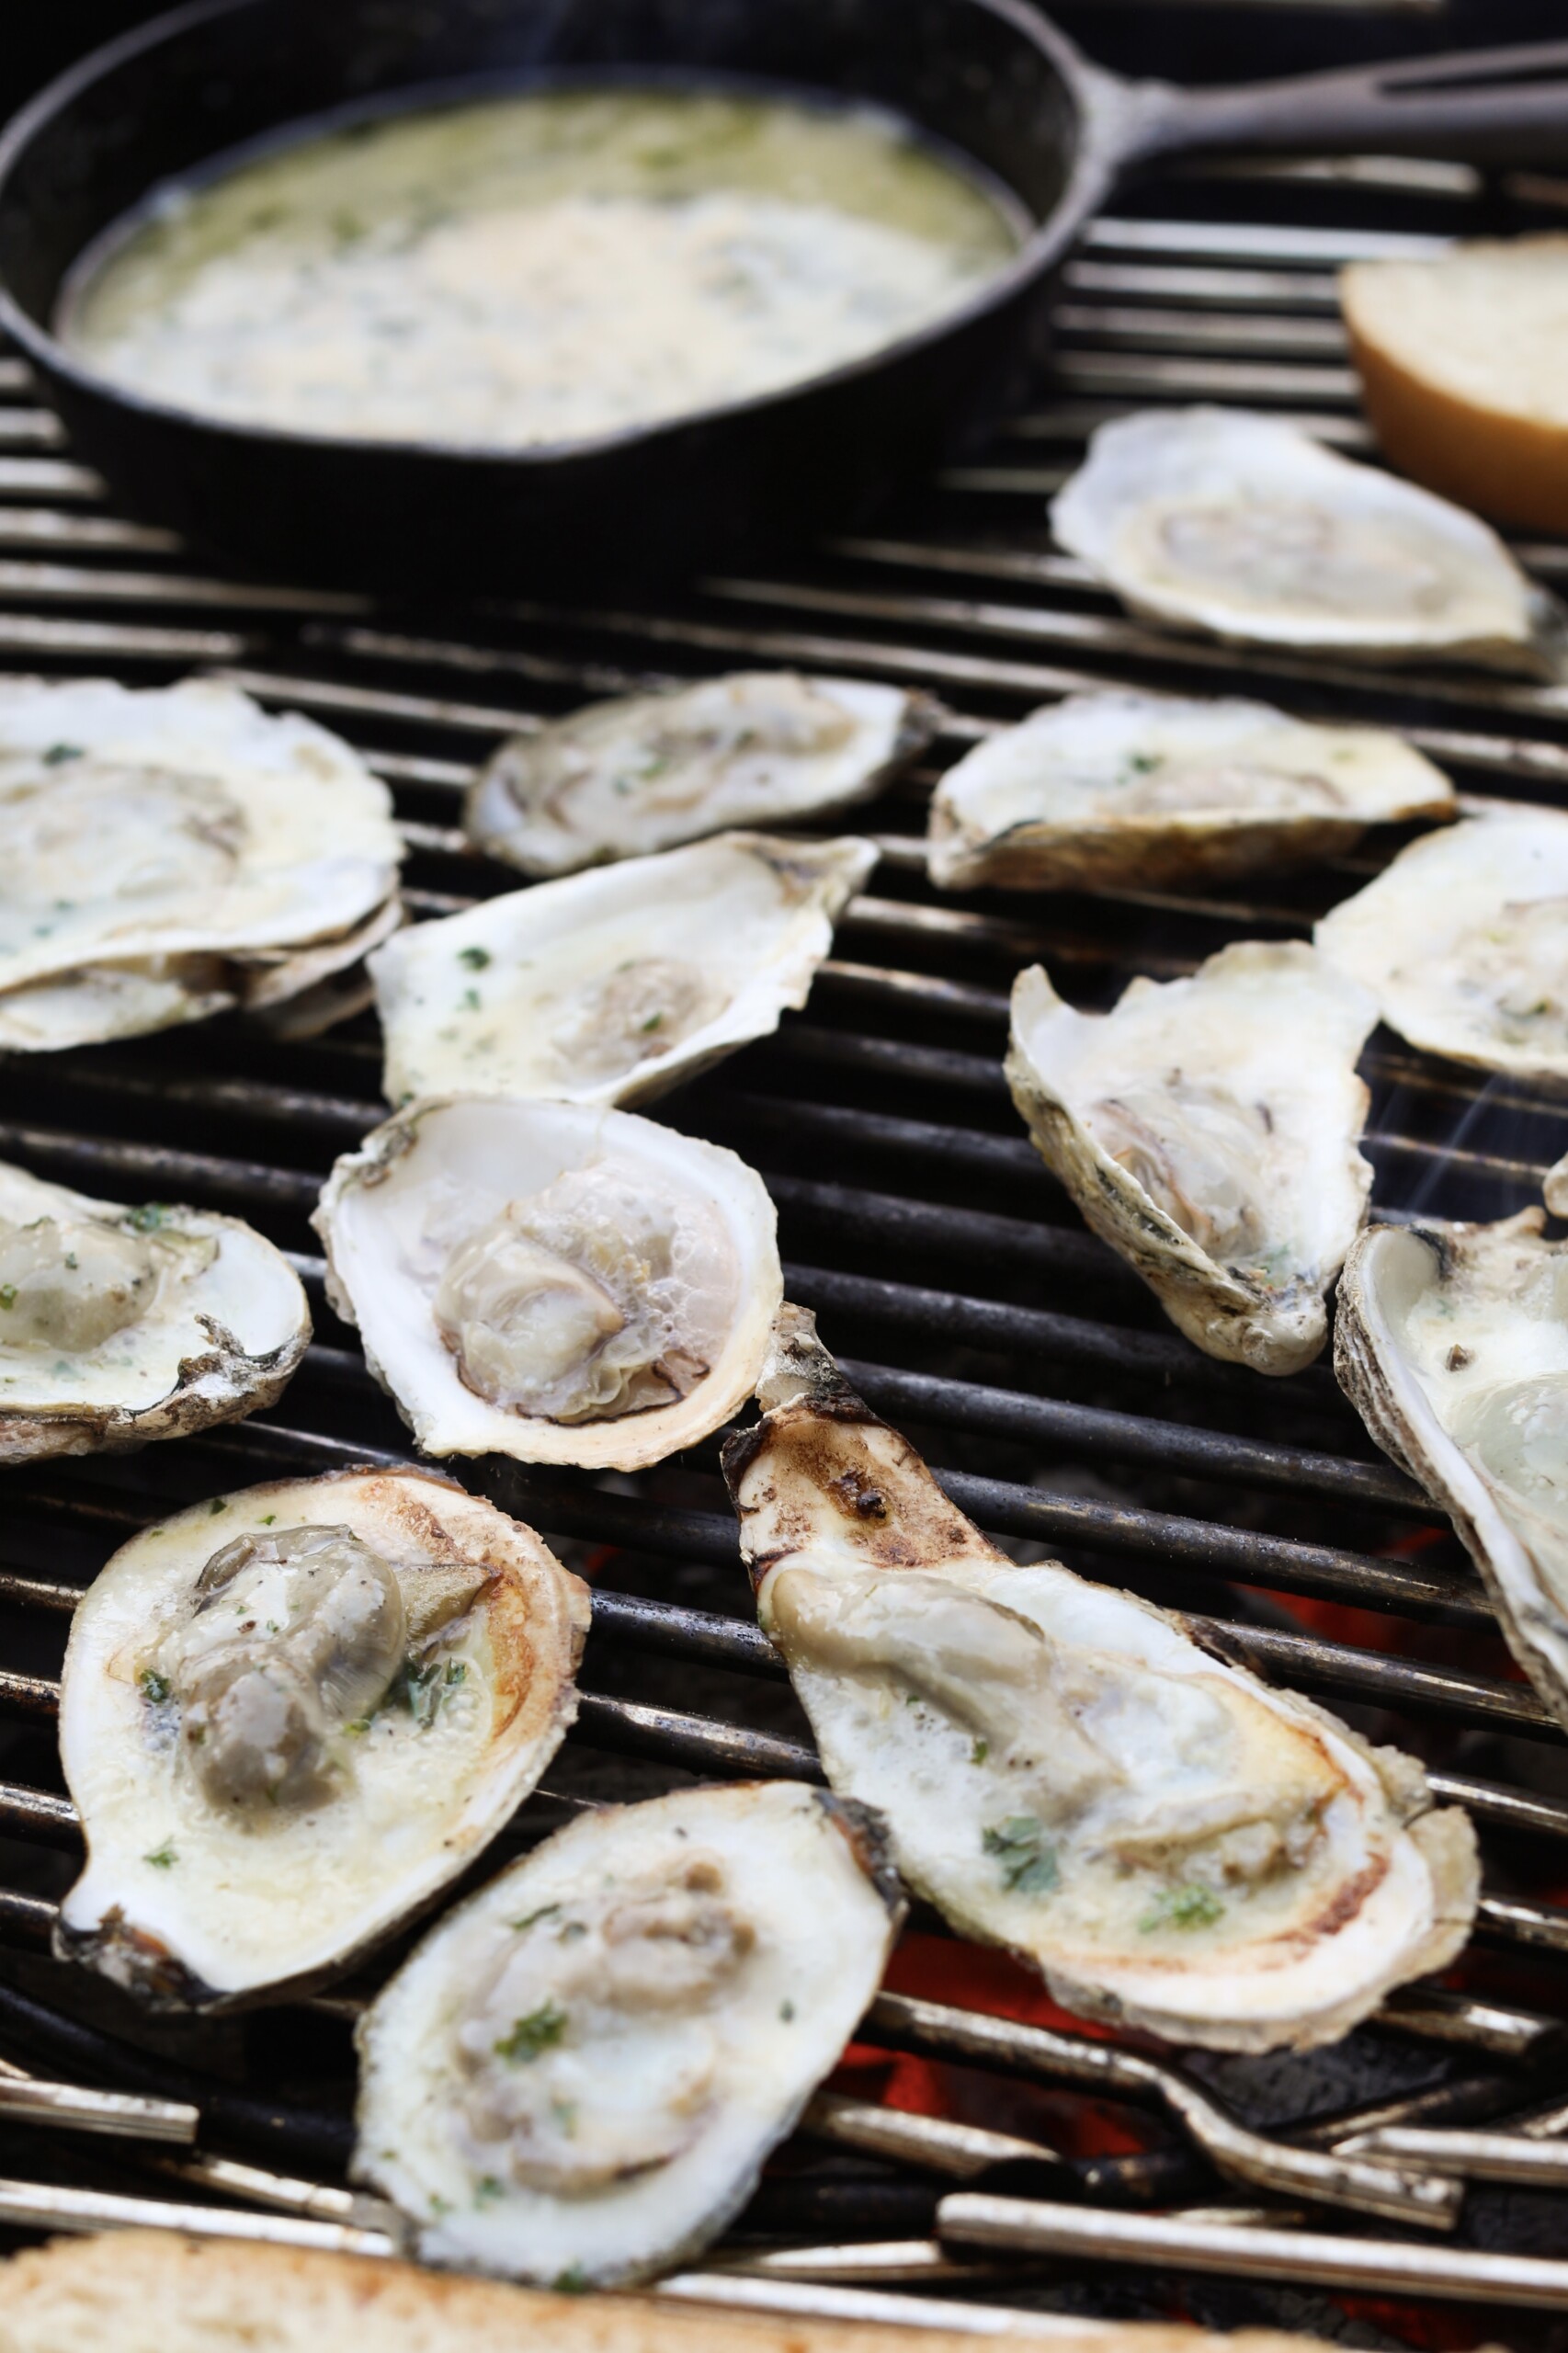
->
[469,671,936,877]
[371,832,876,1108]
[928,690,1454,892]
[1052,408,1552,669]
[1316,809,1568,1082]
[0,1161,308,1461]
[0,676,403,1047]
[723,1309,1477,2052]
[1337,1211,1568,1732]
[1006,942,1378,1374]
[355,1780,902,2285]
[56,1469,588,2008]
[314,1096,781,1472]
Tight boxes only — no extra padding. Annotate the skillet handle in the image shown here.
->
[1119,38,1568,169]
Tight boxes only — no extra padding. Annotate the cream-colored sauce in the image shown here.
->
[66,89,1017,449]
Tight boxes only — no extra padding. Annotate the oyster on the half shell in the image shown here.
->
[314,1096,782,1472]
[1316,809,1568,1082]
[0,1160,308,1461]
[56,1468,588,2008]
[722,1308,1476,2053]
[371,831,876,1108]
[469,671,937,877]
[1006,942,1379,1374]
[355,1781,902,2285]
[1337,1211,1568,1732]
[928,690,1454,892]
[0,676,403,1048]
[1051,408,1553,669]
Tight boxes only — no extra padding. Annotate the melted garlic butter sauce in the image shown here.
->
[66,90,1018,449]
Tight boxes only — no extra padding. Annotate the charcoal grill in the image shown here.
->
[6,25,1568,2347]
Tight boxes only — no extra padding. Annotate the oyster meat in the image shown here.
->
[355,1780,902,2284]
[314,1096,782,1472]
[1006,941,1378,1374]
[56,1469,588,2007]
[371,831,876,1108]
[0,676,403,1047]
[469,671,936,877]
[927,689,1454,892]
[0,1161,308,1461]
[1337,1211,1568,1732]
[1051,407,1551,668]
[1316,809,1568,1082]
[723,1308,1477,2052]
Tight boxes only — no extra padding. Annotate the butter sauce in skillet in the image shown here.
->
[63,88,1018,451]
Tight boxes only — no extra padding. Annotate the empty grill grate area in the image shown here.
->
[4,121,1568,2349]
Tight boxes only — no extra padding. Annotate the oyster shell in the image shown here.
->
[1006,942,1378,1374]
[0,1161,308,1461]
[56,1468,588,2008]
[1336,1211,1568,1732]
[314,1096,782,1472]
[355,1781,902,2284]
[468,671,936,877]
[1051,407,1552,668]
[0,676,403,1048]
[722,1308,1477,2053]
[371,831,876,1108]
[928,689,1454,892]
[1315,809,1568,1082]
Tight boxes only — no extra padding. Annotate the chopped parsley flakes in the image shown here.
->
[1139,1882,1224,1934]
[494,2001,569,2063]
[982,1814,1059,1897]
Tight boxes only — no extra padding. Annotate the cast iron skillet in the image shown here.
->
[2,0,1568,596]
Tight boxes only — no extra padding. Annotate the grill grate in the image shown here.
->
[4,114,1568,2348]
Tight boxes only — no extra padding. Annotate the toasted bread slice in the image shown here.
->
[0,2231,1348,2353]
[1343,236,1568,531]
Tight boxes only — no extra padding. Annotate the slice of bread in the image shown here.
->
[1342,236,1568,531]
[0,2231,1343,2353]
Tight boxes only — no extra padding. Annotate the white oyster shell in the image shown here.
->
[355,1781,902,2285]
[370,831,877,1108]
[0,1160,309,1461]
[1337,1211,1568,1733]
[1051,408,1549,667]
[313,1096,782,1472]
[1316,809,1568,1082]
[723,1309,1477,2053]
[469,671,936,877]
[56,1468,588,2008]
[0,961,234,1051]
[928,690,1454,892]
[1006,942,1378,1374]
[0,677,402,1000]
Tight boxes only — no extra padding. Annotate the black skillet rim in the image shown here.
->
[0,0,1120,476]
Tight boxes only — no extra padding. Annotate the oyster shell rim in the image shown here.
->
[1335,1209,1568,1733]
[1005,942,1378,1377]
[724,1305,1479,2055]
[0,1171,311,1463]
[467,672,943,879]
[312,1093,784,1474]
[369,829,880,1112]
[53,1464,591,2012]
[351,1778,906,2286]
[926,688,1457,894]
